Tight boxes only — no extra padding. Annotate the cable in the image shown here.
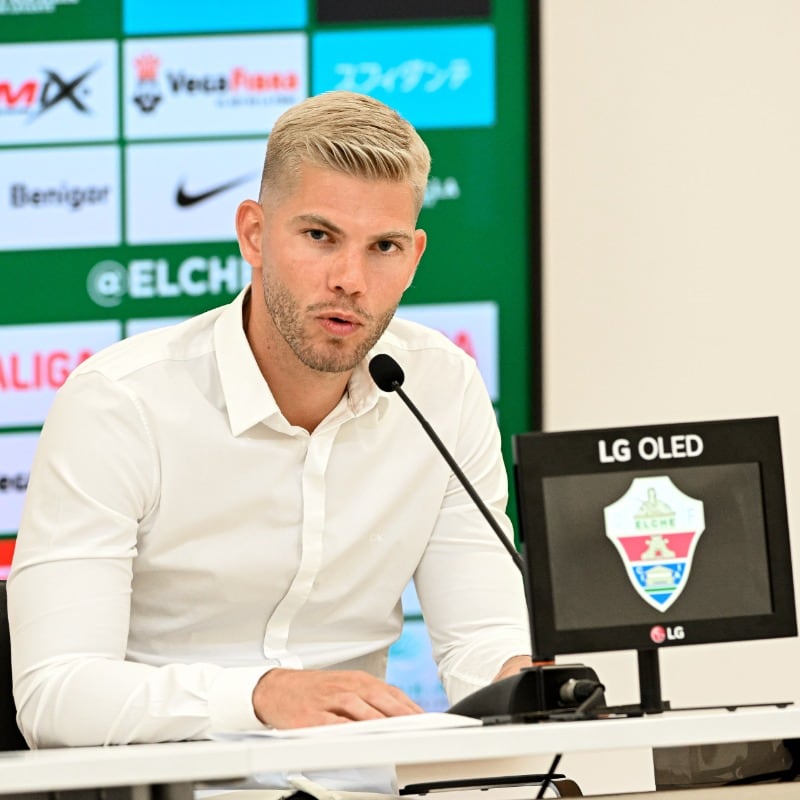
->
[535,753,562,799]
[572,683,607,718]
[547,681,607,722]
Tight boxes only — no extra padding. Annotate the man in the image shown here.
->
[8,91,532,750]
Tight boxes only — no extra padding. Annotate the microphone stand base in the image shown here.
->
[447,664,604,720]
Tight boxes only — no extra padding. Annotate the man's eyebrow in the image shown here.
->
[376,229,415,243]
[293,214,414,243]
[293,213,343,235]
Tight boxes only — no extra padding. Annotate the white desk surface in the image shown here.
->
[1,706,799,795]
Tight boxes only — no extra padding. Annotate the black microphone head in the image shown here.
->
[368,354,404,392]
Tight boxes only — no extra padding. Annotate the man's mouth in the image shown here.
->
[318,312,362,336]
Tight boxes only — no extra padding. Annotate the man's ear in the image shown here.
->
[406,228,427,289]
[235,200,264,268]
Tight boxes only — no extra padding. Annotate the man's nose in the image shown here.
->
[328,248,367,295]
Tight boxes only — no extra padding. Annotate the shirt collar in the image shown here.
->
[215,287,391,436]
[215,288,282,436]
[346,356,388,419]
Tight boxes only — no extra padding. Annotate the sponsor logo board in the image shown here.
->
[396,301,498,401]
[0,430,39,536]
[312,26,495,129]
[0,145,120,250]
[387,618,448,711]
[125,139,264,244]
[0,320,120,426]
[124,34,307,139]
[0,39,117,144]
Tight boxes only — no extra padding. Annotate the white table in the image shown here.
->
[1,706,798,798]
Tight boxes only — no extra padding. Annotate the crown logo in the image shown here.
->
[134,53,160,82]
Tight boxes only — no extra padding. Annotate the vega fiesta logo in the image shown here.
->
[604,476,706,613]
[131,50,300,113]
[123,34,307,138]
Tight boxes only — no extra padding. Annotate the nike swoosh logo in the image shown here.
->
[175,173,258,207]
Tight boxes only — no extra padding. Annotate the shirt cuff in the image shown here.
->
[208,665,277,733]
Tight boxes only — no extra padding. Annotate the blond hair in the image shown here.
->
[259,91,431,216]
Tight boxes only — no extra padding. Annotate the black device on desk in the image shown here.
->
[513,416,797,716]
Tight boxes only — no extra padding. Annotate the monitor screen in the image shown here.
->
[514,417,797,704]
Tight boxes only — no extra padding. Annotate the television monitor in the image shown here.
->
[513,416,797,714]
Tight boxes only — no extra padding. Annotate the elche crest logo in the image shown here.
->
[604,476,705,613]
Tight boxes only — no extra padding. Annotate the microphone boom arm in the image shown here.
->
[392,384,525,572]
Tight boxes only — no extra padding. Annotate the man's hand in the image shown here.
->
[252,668,424,729]
[492,655,554,682]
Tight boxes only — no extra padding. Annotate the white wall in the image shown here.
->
[542,0,800,713]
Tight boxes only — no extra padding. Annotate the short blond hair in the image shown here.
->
[259,91,431,216]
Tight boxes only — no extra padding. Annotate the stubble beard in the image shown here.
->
[262,270,397,374]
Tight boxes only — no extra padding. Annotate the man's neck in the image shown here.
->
[243,293,352,433]
[269,368,350,433]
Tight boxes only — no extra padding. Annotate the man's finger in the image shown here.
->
[326,692,391,721]
[390,683,425,707]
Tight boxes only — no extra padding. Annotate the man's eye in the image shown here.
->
[376,241,398,253]
[306,229,327,241]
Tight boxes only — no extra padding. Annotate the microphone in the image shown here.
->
[368,354,523,571]
[368,353,605,719]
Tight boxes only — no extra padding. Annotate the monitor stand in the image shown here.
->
[602,648,670,717]
[638,648,668,714]
[611,649,791,717]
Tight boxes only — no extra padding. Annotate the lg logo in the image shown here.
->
[650,625,685,644]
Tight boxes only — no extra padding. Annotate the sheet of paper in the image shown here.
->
[214,712,482,740]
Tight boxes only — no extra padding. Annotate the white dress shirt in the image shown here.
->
[9,287,530,748]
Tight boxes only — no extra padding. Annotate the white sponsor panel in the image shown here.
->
[0,145,120,250]
[0,431,39,536]
[124,33,307,139]
[0,40,118,145]
[125,139,264,244]
[125,317,188,337]
[0,320,121,427]
[396,301,499,401]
